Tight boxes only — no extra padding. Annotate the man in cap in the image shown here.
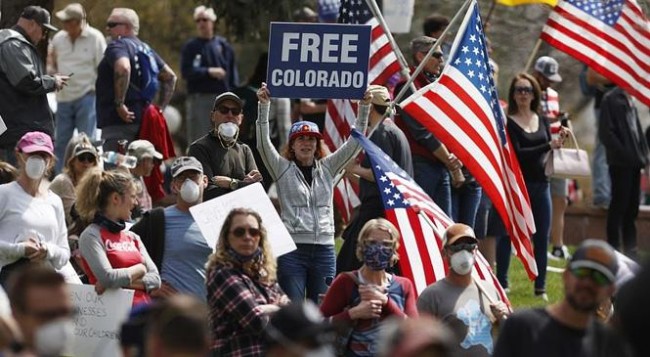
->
[264,301,336,357]
[394,36,464,216]
[127,139,163,216]
[337,84,413,273]
[132,156,212,301]
[96,8,177,151]
[417,223,509,357]
[188,92,262,201]
[47,3,106,174]
[0,6,69,165]
[181,5,239,145]
[532,56,571,261]
[494,239,631,357]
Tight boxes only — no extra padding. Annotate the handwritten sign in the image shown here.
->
[69,284,134,357]
[383,0,415,34]
[267,22,370,99]
[190,183,296,257]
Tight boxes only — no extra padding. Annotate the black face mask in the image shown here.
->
[93,213,126,233]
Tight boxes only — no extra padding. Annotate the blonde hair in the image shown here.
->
[193,5,216,22]
[75,169,134,222]
[111,8,139,35]
[205,208,277,284]
[62,133,96,185]
[355,218,401,266]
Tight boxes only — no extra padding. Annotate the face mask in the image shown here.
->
[227,247,262,263]
[363,243,394,271]
[25,156,47,180]
[179,179,201,203]
[34,319,74,357]
[450,250,475,275]
[218,122,239,141]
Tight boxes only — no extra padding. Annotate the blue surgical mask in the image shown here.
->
[363,243,394,271]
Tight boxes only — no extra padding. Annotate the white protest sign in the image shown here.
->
[190,182,296,257]
[69,284,134,357]
[0,115,6,137]
[383,0,415,34]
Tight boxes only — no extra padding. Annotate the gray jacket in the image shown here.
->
[257,102,369,245]
[0,27,56,148]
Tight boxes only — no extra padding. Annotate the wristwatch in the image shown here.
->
[229,178,239,190]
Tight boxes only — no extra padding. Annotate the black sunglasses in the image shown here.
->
[106,22,126,28]
[195,18,210,23]
[216,106,242,115]
[431,52,444,59]
[446,243,477,253]
[571,267,611,286]
[514,86,534,94]
[77,153,97,163]
[231,227,261,238]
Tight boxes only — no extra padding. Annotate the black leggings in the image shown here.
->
[607,166,641,254]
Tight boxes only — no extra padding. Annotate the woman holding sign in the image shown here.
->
[76,169,160,306]
[256,83,371,302]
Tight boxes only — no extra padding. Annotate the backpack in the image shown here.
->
[122,38,160,102]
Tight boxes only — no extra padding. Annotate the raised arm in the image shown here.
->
[256,83,289,180]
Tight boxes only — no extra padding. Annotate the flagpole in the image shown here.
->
[484,0,498,24]
[523,38,543,72]
[393,0,474,105]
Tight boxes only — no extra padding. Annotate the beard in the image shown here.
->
[566,288,600,313]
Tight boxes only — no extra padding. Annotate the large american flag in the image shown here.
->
[324,0,402,222]
[351,129,510,304]
[399,1,539,279]
[541,0,650,106]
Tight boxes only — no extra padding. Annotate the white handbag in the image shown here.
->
[545,129,591,179]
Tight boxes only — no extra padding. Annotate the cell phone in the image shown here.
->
[68,73,74,77]
[559,112,570,127]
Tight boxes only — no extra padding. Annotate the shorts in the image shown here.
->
[550,178,568,197]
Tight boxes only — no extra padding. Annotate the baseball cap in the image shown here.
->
[534,56,562,83]
[289,121,322,142]
[72,143,97,157]
[21,6,58,32]
[265,301,335,347]
[443,223,477,247]
[212,92,243,111]
[170,156,203,178]
[127,140,163,161]
[55,3,85,22]
[368,85,390,106]
[568,239,618,283]
[16,132,54,156]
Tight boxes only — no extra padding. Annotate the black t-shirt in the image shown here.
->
[506,116,551,183]
[493,308,631,357]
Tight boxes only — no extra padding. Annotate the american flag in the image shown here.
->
[399,1,539,279]
[351,129,510,305]
[324,0,402,222]
[541,0,650,106]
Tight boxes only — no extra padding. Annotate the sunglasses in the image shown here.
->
[570,267,611,286]
[514,86,534,94]
[446,243,477,253]
[431,52,444,59]
[231,227,261,238]
[216,106,242,115]
[77,153,97,163]
[106,22,126,28]
[195,18,210,23]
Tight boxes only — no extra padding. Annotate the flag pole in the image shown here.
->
[523,38,543,72]
[484,0,498,24]
[393,0,474,105]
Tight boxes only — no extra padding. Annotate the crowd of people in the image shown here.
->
[0,2,648,357]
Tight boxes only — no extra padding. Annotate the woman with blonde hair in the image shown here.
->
[320,218,418,356]
[77,169,160,305]
[206,207,288,357]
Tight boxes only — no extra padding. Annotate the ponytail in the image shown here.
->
[75,169,133,221]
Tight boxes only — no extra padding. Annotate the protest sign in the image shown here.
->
[69,284,134,357]
[190,183,296,256]
[267,22,370,99]
[383,0,415,34]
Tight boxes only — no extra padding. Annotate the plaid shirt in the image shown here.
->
[207,264,285,357]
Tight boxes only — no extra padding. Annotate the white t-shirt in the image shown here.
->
[0,181,70,270]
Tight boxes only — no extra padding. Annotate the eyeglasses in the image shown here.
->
[514,86,534,94]
[231,227,261,238]
[77,153,97,164]
[446,243,477,253]
[106,22,126,28]
[215,106,242,115]
[195,18,210,23]
[570,267,612,286]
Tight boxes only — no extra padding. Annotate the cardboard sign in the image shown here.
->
[267,22,371,99]
[189,183,296,257]
[69,284,134,357]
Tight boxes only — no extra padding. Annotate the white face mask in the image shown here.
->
[450,250,475,275]
[34,319,74,357]
[218,122,239,140]
[179,179,201,203]
[25,156,47,180]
